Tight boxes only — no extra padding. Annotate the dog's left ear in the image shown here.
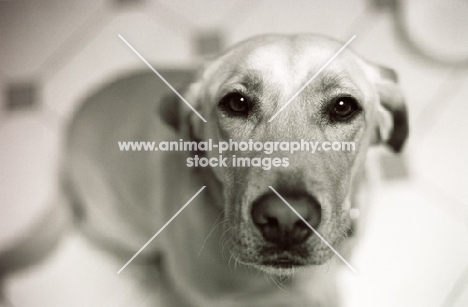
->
[372,65,409,153]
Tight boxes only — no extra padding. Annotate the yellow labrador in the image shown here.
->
[60,34,408,306]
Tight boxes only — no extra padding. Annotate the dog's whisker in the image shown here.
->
[233,256,239,271]
[197,212,226,258]
[220,230,234,260]
[265,274,288,292]
[227,253,236,272]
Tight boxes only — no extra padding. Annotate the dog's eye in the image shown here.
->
[329,97,360,122]
[219,93,251,116]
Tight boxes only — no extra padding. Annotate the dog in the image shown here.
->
[57,34,409,307]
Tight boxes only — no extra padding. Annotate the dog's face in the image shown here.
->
[162,35,408,275]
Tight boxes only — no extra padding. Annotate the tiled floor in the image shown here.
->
[1,1,467,306]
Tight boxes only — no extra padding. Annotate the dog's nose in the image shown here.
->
[251,191,321,246]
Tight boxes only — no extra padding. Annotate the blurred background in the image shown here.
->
[1,0,468,306]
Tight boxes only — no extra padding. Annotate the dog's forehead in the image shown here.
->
[205,35,368,97]
[240,38,355,74]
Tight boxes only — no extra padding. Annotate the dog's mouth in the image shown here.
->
[261,255,305,268]
[249,252,311,276]
[257,248,313,269]
[226,222,340,275]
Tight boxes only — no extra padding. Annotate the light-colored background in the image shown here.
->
[1,0,468,306]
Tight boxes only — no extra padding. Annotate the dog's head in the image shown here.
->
[161,34,408,275]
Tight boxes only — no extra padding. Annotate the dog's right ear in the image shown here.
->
[159,81,204,140]
[160,91,182,131]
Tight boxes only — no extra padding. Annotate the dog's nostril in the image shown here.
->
[265,217,278,227]
[251,191,321,246]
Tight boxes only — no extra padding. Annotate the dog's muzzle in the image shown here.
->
[251,190,321,248]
